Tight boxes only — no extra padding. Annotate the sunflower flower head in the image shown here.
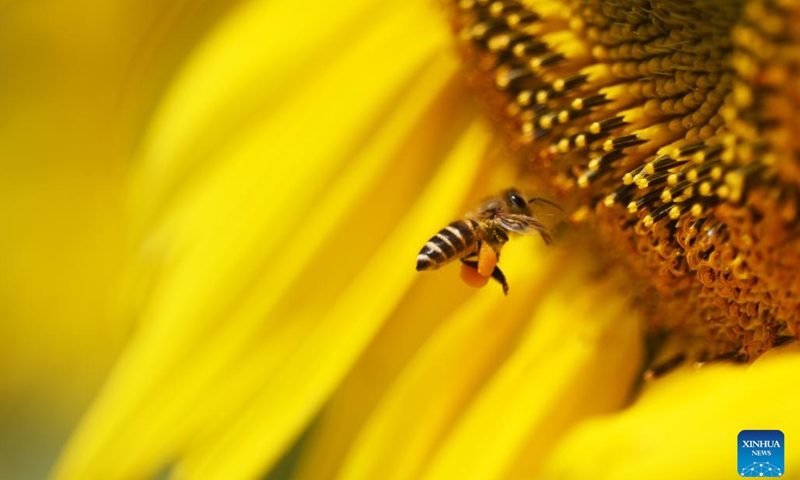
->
[451,0,800,360]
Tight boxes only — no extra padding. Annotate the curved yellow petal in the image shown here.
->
[172,97,490,480]
[0,0,230,477]
[416,255,643,480]
[332,239,561,480]
[292,122,500,480]
[293,115,549,480]
[52,1,459,478]
[131,0,437,231]
[298,244,643,480]
[541,348,800,479]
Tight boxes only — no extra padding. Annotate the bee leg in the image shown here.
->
[490,265,509,295]
[459,257,478,269]
[459,258,509,295]
[461,251,479,262]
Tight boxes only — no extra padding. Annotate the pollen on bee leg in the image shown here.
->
[460,263,491,288]
[477,242,498,277]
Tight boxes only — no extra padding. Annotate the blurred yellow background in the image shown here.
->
[0,1,238,476]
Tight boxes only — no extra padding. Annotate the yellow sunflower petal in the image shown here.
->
[0,0,225,477]
[173,101,490,480]
[291,104,552,480]
[52,0,463,478]
[541,348,800,479]
[296,243,643,480]
[415,253,644,480]
[330,239,561,480]
[292,120,499,480]
[131,0,451,232]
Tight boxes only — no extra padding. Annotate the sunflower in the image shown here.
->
[2,0,799,480]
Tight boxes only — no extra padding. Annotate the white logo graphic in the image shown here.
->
[740,462,783,477]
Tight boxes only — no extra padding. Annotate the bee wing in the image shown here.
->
[495,214,553,244]
[528,197,564,219]
[495,214,547,234]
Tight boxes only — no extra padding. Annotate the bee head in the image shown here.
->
[504,189,530,213]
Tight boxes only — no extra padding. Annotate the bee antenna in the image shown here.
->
[528,197,563,211]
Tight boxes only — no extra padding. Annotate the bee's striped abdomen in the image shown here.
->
[416,219,479,271]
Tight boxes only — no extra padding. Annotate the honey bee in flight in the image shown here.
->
[416,188,560,294]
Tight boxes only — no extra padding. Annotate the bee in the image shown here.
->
[416,188,560,294]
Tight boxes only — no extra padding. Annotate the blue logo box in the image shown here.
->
[739,430,784,477]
